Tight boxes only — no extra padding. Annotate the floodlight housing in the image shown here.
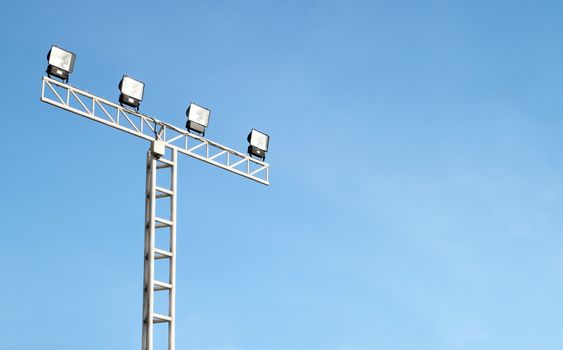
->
[46,45,76,82]
[119,75,145,110]
[247,129,269,161]
[185,103,210,136]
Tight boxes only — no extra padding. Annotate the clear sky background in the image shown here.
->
[1,1,563,349]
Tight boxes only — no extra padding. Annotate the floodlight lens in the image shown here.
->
[120,76,145,101]
[48,46,75,73]
[187,103,210,128]
[249,129,269,151]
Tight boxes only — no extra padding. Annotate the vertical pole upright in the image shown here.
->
[142,150,157,350]
[169,148,177,350]
[142,145,176,350]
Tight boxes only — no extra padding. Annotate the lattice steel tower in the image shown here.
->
[41,55,270,350]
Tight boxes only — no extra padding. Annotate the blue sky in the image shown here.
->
[2,1,563,349]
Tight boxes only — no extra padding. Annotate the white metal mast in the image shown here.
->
[142,148,178,350]
[40,76,270,350]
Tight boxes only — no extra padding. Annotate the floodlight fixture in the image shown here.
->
[247,129,269,161]
[46,45,76,83]
[119,75,145,111]
[185,103,210,136]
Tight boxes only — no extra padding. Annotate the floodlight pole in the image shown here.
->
[142,147,178,350]
[40,76,270,350]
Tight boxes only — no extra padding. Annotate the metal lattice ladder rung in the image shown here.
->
[154,248,173,259]
[155,217,173,228]
[154,280,173,291]
[153,313,172,323]
[156,158,174,169]
[156,186,174,198]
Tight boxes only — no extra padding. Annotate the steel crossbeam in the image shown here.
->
[41,76,270,186]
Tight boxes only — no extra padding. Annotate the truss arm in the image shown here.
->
[41,76,270,185]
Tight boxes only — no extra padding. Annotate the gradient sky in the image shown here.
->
[2,1,563,349]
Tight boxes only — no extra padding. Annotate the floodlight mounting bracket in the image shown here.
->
[151,140,166,158]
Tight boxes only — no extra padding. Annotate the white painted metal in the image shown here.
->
[40,76,270,185]
[170,148,177,350]
[142,151,155,350]
[142,147,177,350]
[40,75,269,350]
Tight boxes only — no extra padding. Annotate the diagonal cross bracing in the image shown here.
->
[41,76,270,185]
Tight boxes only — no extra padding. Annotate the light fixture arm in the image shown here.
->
[41,76,270,185]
